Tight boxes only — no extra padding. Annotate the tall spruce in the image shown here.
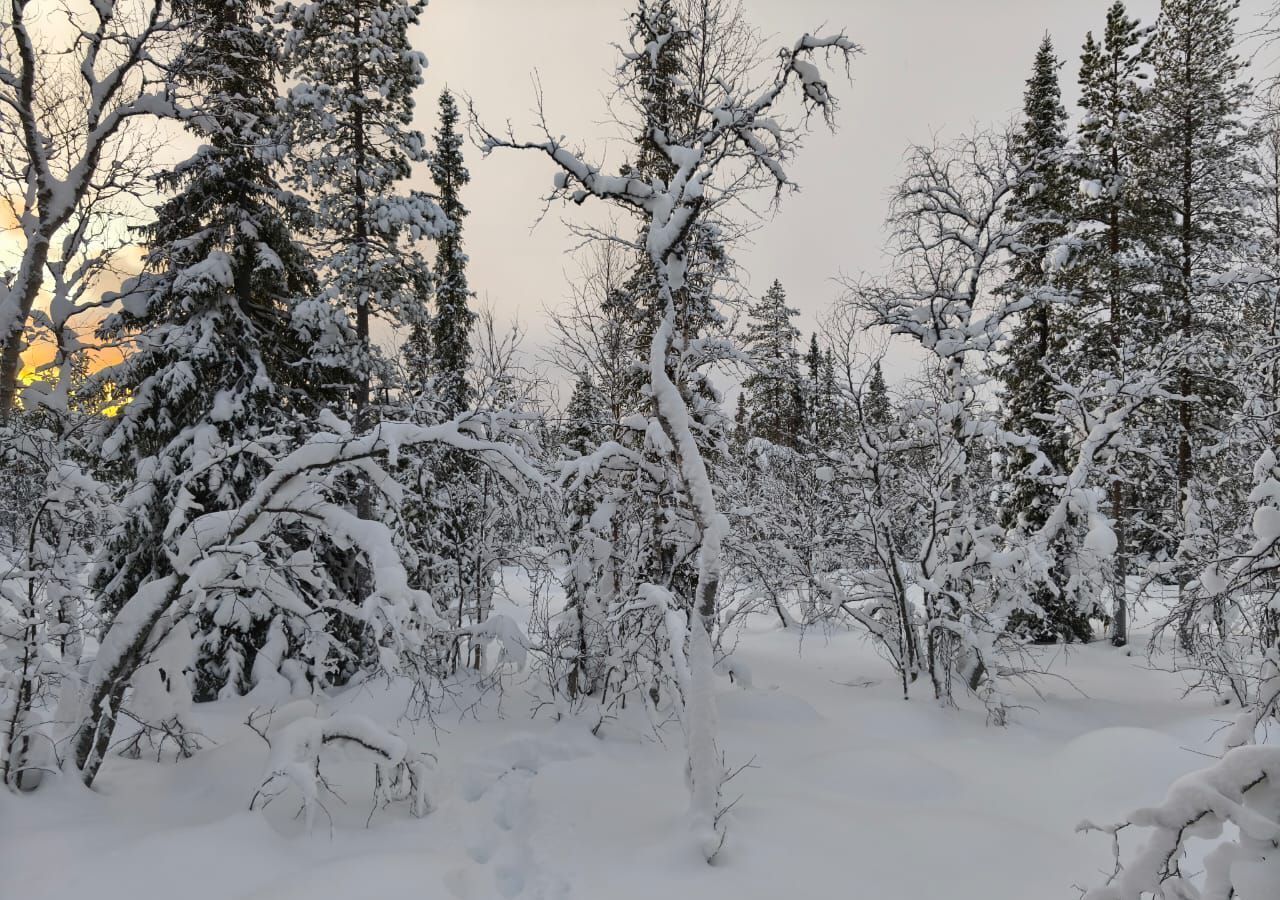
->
[864,361,891,434]
[741,280,805,448]
[91,0,324,700]
[998,35,1091,642]
[1074,1,1155,646]
[1141,0,1255,619]
[280,0,443,424]
[428,88,475,416]
[560,370,608,696]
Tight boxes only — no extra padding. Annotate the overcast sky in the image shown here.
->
[414,0,1275,387]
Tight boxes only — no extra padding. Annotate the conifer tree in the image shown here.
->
[864,361,892,434]
[741,280,805,448]
[92,0,326,699]
[820,349,841,442]
[997,36,1091,642]
[279,0,443,424]
[1141,0,1256,646]
[805,333,822,386]
[560,370,608,696]
[803,333,824,444]
[1073,1,1156,646]
[428,88,475,417]
[733,392,749,447]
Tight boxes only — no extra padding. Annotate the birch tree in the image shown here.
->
[479,6,858,858]
[0,0,177,416]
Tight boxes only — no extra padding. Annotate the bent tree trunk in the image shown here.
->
[70,577,182,786]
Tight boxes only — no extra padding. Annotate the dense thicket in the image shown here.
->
[2,0,1278,883]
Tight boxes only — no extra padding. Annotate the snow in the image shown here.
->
[0,575,1253,900]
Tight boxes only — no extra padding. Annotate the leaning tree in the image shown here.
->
[478,6,858,859]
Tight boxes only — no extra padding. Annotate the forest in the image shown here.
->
[2,0,1280,897]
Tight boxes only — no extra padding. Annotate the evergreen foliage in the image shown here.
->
[91,0,330,699]
[428,88,475,417]
[280,0,443,420]
[741,280,805,448]
[998,36,1092,643]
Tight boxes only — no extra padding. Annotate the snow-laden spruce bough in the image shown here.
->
[3,0,1280,891]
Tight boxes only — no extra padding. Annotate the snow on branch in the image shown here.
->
[250,713,431,827]
[1078,745,1280,900]
[474,28,859,215]
[71,416,542,786]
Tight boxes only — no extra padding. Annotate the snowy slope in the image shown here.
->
[1,597,1235,900]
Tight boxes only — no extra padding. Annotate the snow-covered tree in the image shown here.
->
[1079,743,1280,900]
[480,5,859,855]
[427,88,476,417]
[0,0,176,416]
[89,0,338,706]
[70,418,538,787]
[1071,0,1157,646]
[740,280,805,448]
[849,130,1177,713]
[279,0,445,421]
[0,387,111,788]
[997,35,1092,644]
[1138,0,1258,651]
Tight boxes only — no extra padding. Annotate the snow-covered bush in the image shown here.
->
[1079,745,1280,899]
[251,712,431,826]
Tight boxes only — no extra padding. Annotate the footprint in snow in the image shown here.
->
[443,734,579,900]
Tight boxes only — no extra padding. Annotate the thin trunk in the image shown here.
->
[1108,179,1129,648]
[1174,32,1196,653]
[1111,482,1129,646]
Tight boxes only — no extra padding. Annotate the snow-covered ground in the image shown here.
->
[2,582,1236,900]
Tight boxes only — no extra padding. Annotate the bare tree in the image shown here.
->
[0,0,176,416]
[478,9,858,857]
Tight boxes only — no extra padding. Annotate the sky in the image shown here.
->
[414,0,1276,388]
[7,0,1274,387]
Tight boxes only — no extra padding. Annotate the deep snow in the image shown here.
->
[1,584,1245,900]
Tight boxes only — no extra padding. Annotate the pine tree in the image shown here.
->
[998,36,1092,642]
[741,280,805,448]
[280,0,443,424]
[1073,1,1156,646]
[92,0,327,699]
[864,360,891,433]
[428,88,475,417]
[560,370,608,696]
[1141,0,1256,647]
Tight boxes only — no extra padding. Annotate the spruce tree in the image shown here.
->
[821,349,841,442]
[1073,1,1155,646]
[279,0,442,424]
[1141,0,1256,645]
[428,88,475,417]
[561,370,608,695]
[92,0,327,699]
[804,333,823,444]
[741,280,805,448]
[864,361,892,434]
[997,35,1092,643]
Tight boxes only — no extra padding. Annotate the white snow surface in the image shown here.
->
[0,576,1253,900]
